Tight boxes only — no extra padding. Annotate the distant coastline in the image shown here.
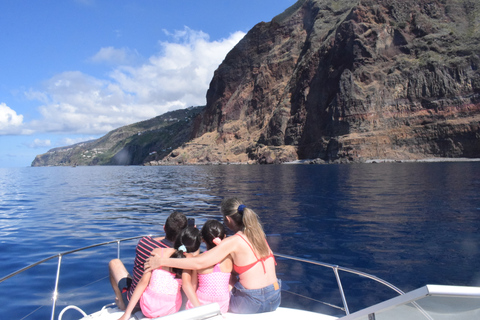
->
[287,158,480,165]
[365,158,480,164]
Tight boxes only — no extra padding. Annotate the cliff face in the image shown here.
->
[157,0,480,164]
[33,0,480,167]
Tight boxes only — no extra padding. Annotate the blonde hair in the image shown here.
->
[220,198,270,258]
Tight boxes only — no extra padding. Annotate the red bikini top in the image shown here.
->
[233,234,275,275]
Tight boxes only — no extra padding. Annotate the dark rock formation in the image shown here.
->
[162,0,480,164]
[33,0,480,166]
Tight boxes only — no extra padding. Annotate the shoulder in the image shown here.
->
[226,233,253,249]
[153,236,165,242]
[138,236,158,246]
[159,237,174,248]
[136,236,154,251]
[139,236,170,249]
[211,234,245,259]
[214,234,242,250]
[223,233,241,244]
[226,233,255,248]
[137,236,151,244]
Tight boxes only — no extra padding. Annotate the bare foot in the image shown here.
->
[115,297,126,310]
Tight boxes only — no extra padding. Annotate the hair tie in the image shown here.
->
[178,245,187,253]
[238,204,246,214]
[212,237,222,246]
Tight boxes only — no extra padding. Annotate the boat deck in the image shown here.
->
[80,304,338,320]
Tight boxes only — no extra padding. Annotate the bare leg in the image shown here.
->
[109,258,131,310]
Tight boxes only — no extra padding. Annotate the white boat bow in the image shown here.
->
[80,303,337,320]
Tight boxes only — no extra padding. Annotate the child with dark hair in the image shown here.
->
[109,211,187,312]
[118,226,201,320]
[185,220,233,313]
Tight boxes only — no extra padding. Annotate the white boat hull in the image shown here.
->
[80,303,338,320]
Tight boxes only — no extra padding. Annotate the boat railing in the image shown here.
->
[274,253,405,315]
[0,235,147,320]
[0,236,405,320]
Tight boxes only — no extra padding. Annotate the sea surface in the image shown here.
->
[1,163,479,319]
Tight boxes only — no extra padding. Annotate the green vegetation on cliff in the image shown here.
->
[31,106,204,166]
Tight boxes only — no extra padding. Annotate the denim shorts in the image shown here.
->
[117,277,132,307]
[118,277,140,312]
[229,279,281,314]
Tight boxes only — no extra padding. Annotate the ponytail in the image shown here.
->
[221,198,270,258]
[201,219,226,250]
[169,250,185,278]
[171,226,201,278]
[242,207,269,257]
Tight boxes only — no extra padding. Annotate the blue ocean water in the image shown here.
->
[0,163,479,319]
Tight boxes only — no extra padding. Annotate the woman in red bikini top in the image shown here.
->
[145,198,281,314]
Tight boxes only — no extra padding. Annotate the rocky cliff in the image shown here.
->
[31,106,204,166]
[33,0,480,167]
[154,0,480,165]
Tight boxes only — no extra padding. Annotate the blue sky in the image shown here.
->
[0,0,297,167]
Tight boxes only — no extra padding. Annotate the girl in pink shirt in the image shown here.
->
[118,227,201,319]
[185,220,233,313]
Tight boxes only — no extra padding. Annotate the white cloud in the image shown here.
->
[89,47,139,65]
[24,135,97,150]
[25,89,49,104]
[0,102,25,134]
[58,136,97,146]
[25,28,246,135]
[28,138,51,148]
